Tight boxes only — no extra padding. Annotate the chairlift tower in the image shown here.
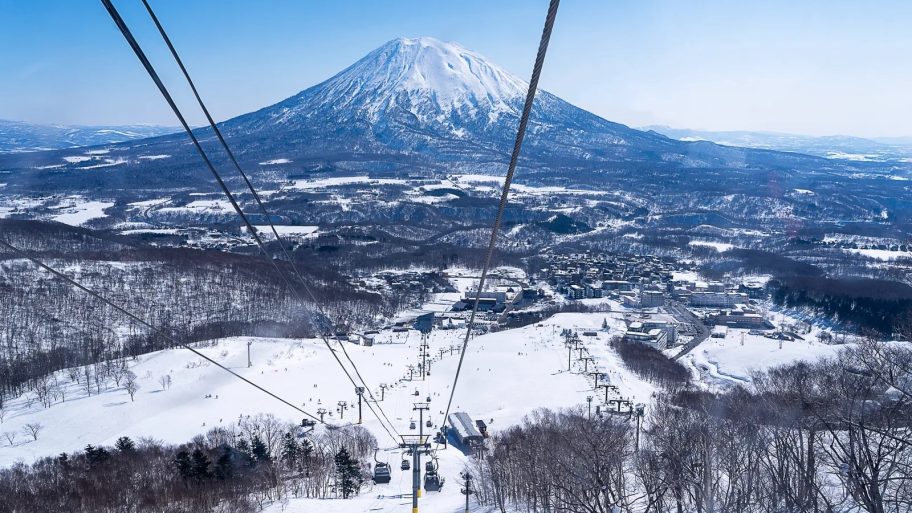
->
[336,401,348,420]
[316,407,327,423]
[355,387,365,424]
[589,370,603,389]
[598,383,617,404]
[581,356,594,372]
[460,470,475,513]
[634,403,646,449]
[420,335,430,380]
[399,432,431,513]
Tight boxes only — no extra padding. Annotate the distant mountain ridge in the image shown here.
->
[643,125,912,162]
[0,119,177,154]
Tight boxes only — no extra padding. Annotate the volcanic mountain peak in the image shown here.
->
[269,36,532,125]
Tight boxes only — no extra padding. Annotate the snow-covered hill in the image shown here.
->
[0,119,177,153]
[0,311,655,467]
[644,125,912,162]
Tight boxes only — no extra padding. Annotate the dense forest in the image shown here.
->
[0,220,430,403]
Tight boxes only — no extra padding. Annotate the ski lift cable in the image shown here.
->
[0,237,322,424]
[434,0,561,451]
[101,0,400,443]
[136,0,401,441]
[98,0,298,298]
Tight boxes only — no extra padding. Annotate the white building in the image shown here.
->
[690,291,748,308]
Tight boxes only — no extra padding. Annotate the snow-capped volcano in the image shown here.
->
[224,36,672,163]
[280,37,528,124]
[2,36,830,185]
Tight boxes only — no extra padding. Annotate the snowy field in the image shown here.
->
[680,328,846,387]
[0,308,651,460]
[845,248,912,261]
[688,240,734,252]
[250,225,319,238]
[51,198,114,226]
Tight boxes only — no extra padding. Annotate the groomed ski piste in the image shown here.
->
[0,269,850,512]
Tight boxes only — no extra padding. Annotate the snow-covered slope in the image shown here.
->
[0,312,653,468]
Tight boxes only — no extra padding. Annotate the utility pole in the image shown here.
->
[337,401,348,420]
[247,340,252,368]
[379,383,388,401]
[316,407,327,423]
[355,387,365,424]
[407,364,416,381]
[460,471,474,513]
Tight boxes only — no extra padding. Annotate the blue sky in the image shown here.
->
[1,0,911,137]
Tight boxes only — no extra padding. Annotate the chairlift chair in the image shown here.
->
[371,448,392,483]
[372,462,392,484]
[409,419,417,430]
[423,458,445,492]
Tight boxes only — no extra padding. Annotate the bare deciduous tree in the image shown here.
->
[23,423,43,441]
[124,371,139,402]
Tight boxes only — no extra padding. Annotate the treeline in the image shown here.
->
[706,247,912,334]
[769,275,912,334]
[472,340,912,513]
[0,414,376,513]
[611,336,690,389]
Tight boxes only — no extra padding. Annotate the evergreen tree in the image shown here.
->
[299,437,314,462]
[251,435,270,463]
[236,438,250,455]
[115,436,135,454]
[214,446,234,480]
[334,447,361,499]
[84,445,110,467]
[281,432,299,469]
[174,450,193,480]
[190,448,212,482]
[602,318,609,330]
